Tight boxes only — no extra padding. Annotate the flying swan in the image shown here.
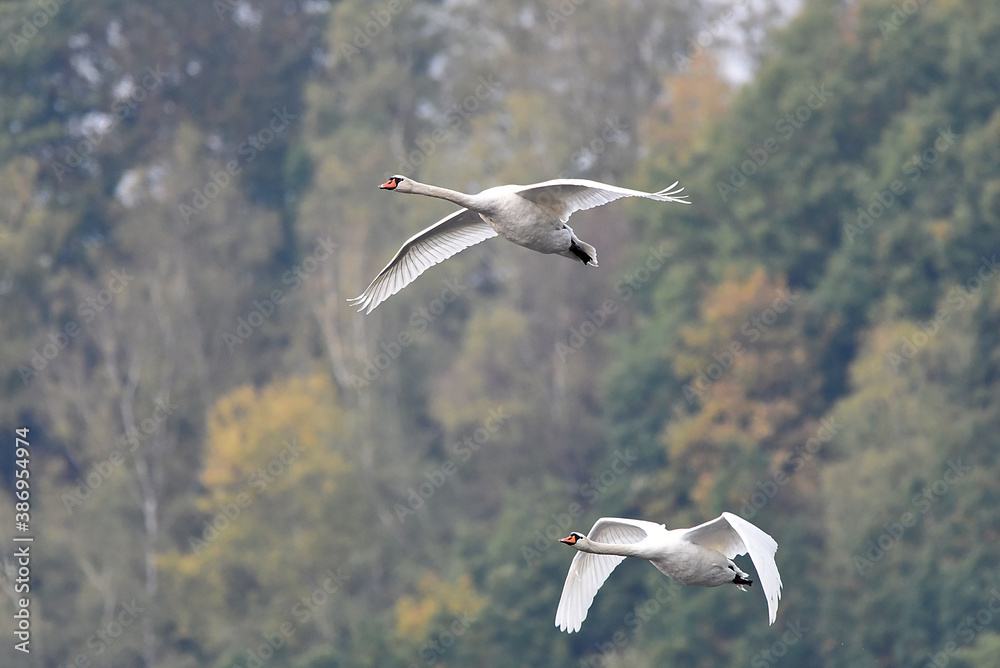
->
[555,513,782,633]
[349,176,690,313]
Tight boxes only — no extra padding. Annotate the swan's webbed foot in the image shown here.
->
[569,240,596,265]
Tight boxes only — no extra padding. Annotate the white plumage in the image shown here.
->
[350,175,690,313]
[555,513,782,633]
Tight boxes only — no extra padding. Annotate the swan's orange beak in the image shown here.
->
[379,178,398,190]
[560,534,577,545]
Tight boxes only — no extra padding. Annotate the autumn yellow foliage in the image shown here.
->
[662,268,820,508]
[395,573,488,643]
[202,372,342,494]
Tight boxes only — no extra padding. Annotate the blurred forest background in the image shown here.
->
[2,0,1000,666]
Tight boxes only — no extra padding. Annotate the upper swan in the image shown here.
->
[349,175,690,313]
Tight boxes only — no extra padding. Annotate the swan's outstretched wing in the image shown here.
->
[515,178,690,222]
[349,209,497,314]
[554,518,660,633]
[682,512,782,624]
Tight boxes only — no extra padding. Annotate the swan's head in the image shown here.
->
[379,175,409,192]
[560,532,586,546]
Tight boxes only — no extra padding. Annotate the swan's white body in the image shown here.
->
[349,176,690,313]
[555,513,782,633]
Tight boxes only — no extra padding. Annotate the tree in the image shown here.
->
[160,373,380,666]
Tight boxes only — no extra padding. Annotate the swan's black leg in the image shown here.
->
[733,574,754,587]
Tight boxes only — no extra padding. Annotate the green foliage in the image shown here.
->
[4,0,1000,667]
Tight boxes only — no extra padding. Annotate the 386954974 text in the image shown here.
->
[12,427,33,654]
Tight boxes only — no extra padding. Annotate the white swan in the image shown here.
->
[555,513,782,633]
[349,176,690,313]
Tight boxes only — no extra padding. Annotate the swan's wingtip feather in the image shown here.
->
[352,289,383,313]
[347,291,376,313]
[555,618,580,634]
[651,180,691,204]
[767,602,778,625]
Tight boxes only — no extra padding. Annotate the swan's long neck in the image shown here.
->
[577,538,647,559]
[405,180,480,210]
